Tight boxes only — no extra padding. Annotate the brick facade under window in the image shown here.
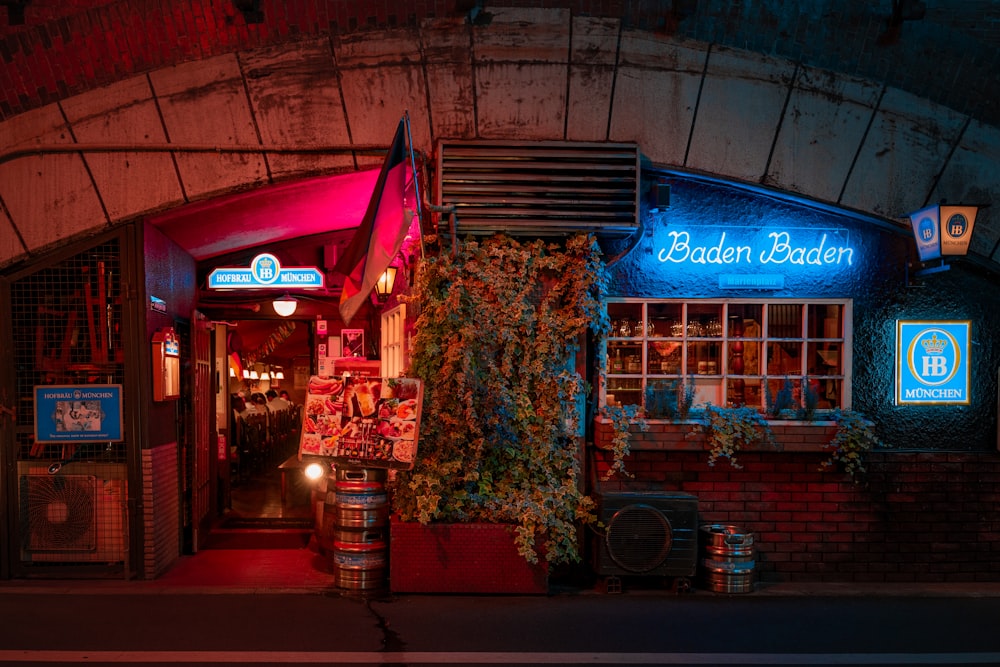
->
[592,422,1000,583]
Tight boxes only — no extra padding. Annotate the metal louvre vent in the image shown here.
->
[593,492,699,578]
[436,141,639,237]
[20,475,97,552]
[606,504,673,573]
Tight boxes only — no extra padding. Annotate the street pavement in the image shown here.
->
[3,567,1000,665]
[3,546,1000,666]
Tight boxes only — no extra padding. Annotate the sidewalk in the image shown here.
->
[3,544,1000,597]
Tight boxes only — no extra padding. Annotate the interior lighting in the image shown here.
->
[273,294,298,317]
[304,462,326,481]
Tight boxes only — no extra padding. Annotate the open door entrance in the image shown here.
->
[215,317,312,535]
[185,310,214,552]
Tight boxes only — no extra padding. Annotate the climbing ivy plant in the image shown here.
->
[393,233,610,565]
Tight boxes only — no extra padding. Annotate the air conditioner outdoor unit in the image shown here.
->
[18,462,127,564]
[592,491,698,578]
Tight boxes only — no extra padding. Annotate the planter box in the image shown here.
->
[594,416,838,453]
[389,517,548,594]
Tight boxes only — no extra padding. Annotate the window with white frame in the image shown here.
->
[380,303,407,378]
[604,299,851,415]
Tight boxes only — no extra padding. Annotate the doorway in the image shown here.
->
[217,318,313,531]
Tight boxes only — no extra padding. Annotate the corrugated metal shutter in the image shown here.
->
[436,140,639,238]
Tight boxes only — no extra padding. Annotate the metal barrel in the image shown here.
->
[330,537,387,592]
[327,467,389,592]
[318,468,388,553]
[699,524,756,594]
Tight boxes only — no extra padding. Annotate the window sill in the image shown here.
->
[593,415,839,453]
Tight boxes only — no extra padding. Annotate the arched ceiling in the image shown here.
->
[0,2,997,275]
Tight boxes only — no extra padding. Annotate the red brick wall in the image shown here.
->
[592,444,1000,584]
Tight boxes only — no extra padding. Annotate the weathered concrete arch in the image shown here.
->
[0,8,996,270]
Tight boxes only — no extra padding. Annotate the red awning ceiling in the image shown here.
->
[149,168,381,261]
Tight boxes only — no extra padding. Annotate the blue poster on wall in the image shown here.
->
[34,385,124,443]
[895,321,970,405]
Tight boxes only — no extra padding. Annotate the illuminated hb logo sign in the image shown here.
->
[896,321,970,405]
[252,254,280,284]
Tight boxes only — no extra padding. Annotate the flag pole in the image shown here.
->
[403,110,426,258]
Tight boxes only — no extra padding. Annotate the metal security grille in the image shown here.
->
[9,239,129,569]
[436,140,640,238]
[10,239,126,464]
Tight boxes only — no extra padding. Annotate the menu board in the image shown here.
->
[298,375,422,470]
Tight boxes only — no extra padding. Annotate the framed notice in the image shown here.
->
[895,321,970,405]
[34,385,124,443]
[341,329,364,357]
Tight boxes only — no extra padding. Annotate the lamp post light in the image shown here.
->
[373,266,397,304]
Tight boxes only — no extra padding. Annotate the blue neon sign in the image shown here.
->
[208,253,324,290]
[656,226,854,268]
[895,321,970,405]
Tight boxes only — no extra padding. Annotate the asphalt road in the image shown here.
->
[2,590,1000,666]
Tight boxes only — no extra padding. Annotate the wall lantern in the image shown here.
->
[272,294,298,317]
[373,266,397,304]
[907,204,979,277]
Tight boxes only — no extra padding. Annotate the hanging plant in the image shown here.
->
[598,403,646,480]
[394,233,610,565]
[688,404,775,469]
[820,409,882,483]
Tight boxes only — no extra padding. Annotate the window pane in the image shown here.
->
[728,304,762,337]
[767,303,802,337]
[727,378,762,408]
[648,302,682,338]
[606,377,642,408]
[687,303,723,337]
[648,340,682,374]
[728,340,762,375]
[807,342,842,375]
[767,341,802,375]
[808,378,842,409]
[608,302,642,337]
[608,341,642,373]
[687,341,721,375]
[767,377,802,413]
[808,303,842,338]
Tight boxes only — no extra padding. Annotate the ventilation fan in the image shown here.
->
[592,492,698,577]
[20,475,97,552]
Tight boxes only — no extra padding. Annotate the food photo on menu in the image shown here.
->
[298,375,422,469]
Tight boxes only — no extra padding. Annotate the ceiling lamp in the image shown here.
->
[259,371,270,382]
[274,368,285,380]
[373,266,397,304]
[249,369,259,380]
[272,294,298,317]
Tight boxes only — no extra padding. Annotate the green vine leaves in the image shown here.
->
[688,404,775,469]
[394,233,610,565]
[820,408,882,483]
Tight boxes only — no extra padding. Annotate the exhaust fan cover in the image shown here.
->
[593,492,698,577]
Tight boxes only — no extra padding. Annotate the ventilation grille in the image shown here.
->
[592,492,698,577]
[18,463,127,564]
[436,141,639,238]
[20,475,97,552]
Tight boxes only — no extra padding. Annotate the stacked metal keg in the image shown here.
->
[698,524,756,594]
[319,467,389,592]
